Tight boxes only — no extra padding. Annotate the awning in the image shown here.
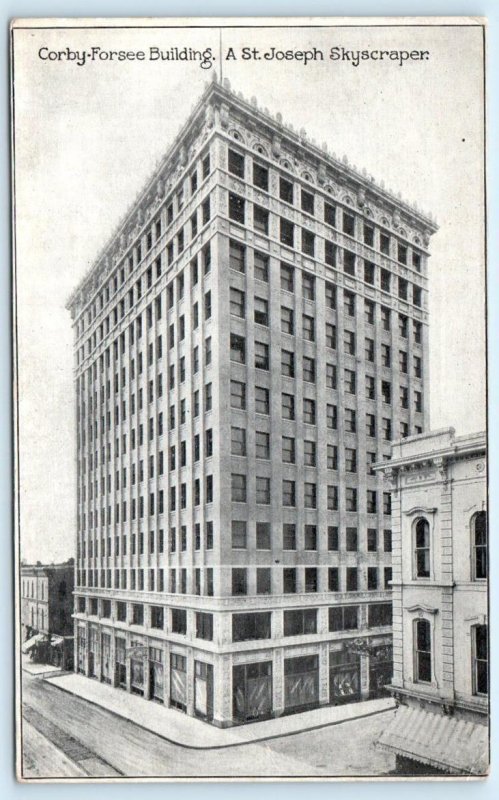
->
[376,704,489,775]
[22,634,46,654]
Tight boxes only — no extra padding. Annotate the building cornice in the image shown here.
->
[67,77,438,317]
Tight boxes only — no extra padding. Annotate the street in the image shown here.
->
[21,670,396,779]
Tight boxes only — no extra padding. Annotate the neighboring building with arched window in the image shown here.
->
[374,428,488,776]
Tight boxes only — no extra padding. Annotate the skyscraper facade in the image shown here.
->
[67,78,437,726]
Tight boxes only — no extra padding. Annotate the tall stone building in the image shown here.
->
[67,78,436,726]
[375,429,488,774]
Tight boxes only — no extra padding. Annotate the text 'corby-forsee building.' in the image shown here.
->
[67,77,437,727]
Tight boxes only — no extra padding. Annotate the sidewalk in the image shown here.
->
[45,672,395,750]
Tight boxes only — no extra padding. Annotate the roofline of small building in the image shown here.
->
[21,560,74,575]
[66,77,438,314]
[373,428,486,473]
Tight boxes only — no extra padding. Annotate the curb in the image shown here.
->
[42,678,396,751]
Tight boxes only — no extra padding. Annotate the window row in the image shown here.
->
[227,148,422,269]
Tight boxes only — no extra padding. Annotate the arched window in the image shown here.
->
[415,518,430,578]
[414,618,431,682]
[472,624,488,696]
[472,511,487,580]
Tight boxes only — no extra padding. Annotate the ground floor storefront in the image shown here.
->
[75,621,392,728]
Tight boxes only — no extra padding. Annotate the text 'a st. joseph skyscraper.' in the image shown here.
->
[67,77,437,727]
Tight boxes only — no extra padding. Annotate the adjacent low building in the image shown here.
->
[375,428,488,775]
[21,560,75,669]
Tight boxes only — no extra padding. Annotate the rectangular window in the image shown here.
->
[302,273,315,300]
[253,162,268,190]
[230,287,245,318]
[282,436,296,464]
[256,522,271,550]
[382,418,392,442]
[327,485,338,511]
[279,177,294,204]
[329,606,359,632]
[302,314,315,341]
[328,526,339,551]
[229,193,245,224]
[256,568,271,595]
[473,625,488,695]
[302,229,315,257]
[343,250,356,276]
[344,368,356,395]
[325,240,336,266]
[345,447,357,473]
[282,480,296,507]
[325,281,336,309]
[346,567,358,591]
[345,408,356,433]
[346,527,358,551]
[283,567,297,593]
[301,189,314,214]
[282,393,295,420]
[326,363,337,390]
[324,202,336,227]
[304,439,316,467]
[255,341,270,371]
[326,323,336,349]
[232,568,247,596]
[254,251,269,282]
[256,476,271,504]
[364,262,376,285]
[283,524,296,551]
[303,356,316,383]
[381,306,391,331]
[381,268,391,293]
[343,212,355,236]
[231,520,247,549]
[344,291,355,317]
[231,427,247,457]
[255,386,270,415]
[304,525,317,550]
[255,432,270,460]
[230,333,246,364]
[280,263,294,292]
[327,444,338,470]
[232,612,271,642]
[326,403,337,430]
[281,349,295,378]
[254,205,269,235]
[228,148,245,178]
[367,527,378,551]
[368,603,392,627]
[171,608,187,635]
[284,609,317,636]
[229,239,245,273]
[280,218,294,247]
[281,306,294,335]
[254,297,269,326]
[328,568,340,592]
[231,473,247,503]
[303,398,316,425]
[230,380,246,410]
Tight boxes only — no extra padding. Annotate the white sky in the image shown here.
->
[13,22,486,563]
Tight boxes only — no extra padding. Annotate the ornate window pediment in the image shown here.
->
[406,604,438,616]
